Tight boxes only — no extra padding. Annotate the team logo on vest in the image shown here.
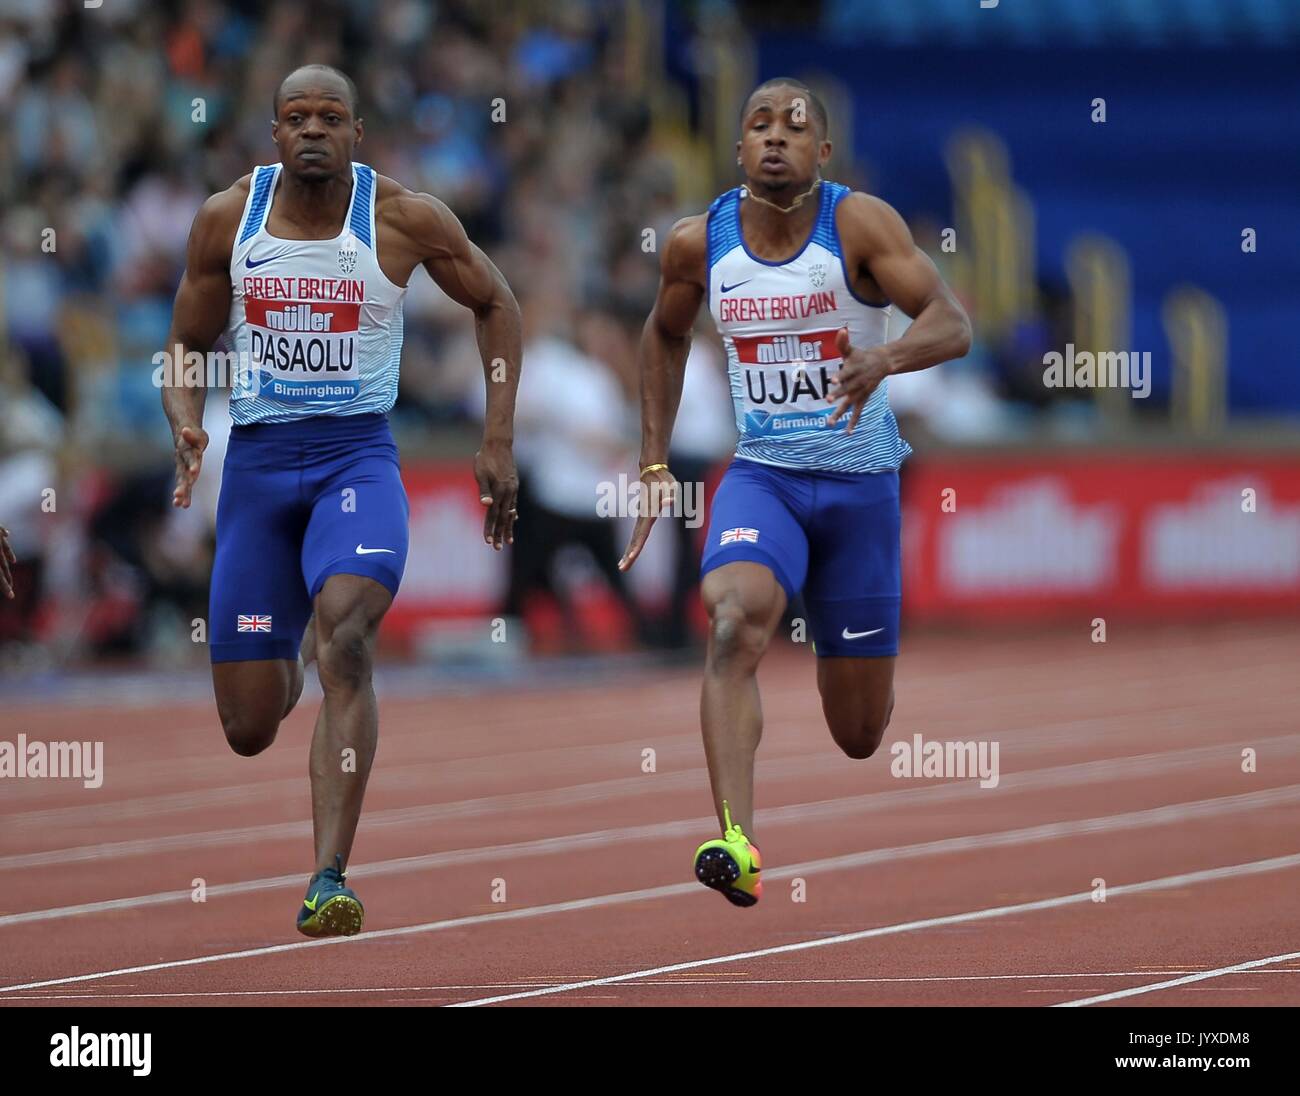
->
[809,263,827,288]
[338,233,358,275]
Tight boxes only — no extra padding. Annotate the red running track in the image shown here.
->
[1,622,1298,1006]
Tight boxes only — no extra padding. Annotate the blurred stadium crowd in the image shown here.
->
[2,0,1289,669]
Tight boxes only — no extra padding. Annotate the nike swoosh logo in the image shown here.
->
[719,279,752,293]
[303,892,319,912]
[842,627,885,640]
[355,544,397,555]
[246,249,291,269]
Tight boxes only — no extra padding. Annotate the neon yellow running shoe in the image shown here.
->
[693,800,762,907]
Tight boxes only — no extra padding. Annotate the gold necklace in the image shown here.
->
[740,178,821,213]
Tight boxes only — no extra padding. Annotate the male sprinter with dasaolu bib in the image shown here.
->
[620,78,970,906]
[162,66,521,936]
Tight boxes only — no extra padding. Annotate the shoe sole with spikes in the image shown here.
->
[694,843,761,907]
[296,894,365,938]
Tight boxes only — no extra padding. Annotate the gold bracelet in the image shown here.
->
[639,463,670,480]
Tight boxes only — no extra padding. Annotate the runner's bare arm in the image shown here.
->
[828,194,971,430]
[638,216,707,467]
[844,193,970,372]
[0,525,16,599]
[619,215,707,571]
[398,191,522,549]
[162,184,243,508]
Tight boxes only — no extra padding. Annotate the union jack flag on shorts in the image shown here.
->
[237,614,273,632]
[720,527,759,545]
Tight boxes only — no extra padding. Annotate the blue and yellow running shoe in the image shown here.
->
[296,853,364,937]
[693,800,762,907]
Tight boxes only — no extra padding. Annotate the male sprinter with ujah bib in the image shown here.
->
[620,79,970,906]
[162,66,521,936]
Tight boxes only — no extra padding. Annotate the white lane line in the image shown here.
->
[1054,951,1300,1007]
[0,683,883,827]
[447,853,1300,1007]
[5,778,1299,927]
[0,985,577,1000]
[0,753,834,871]
[10,969,1300,1002]
[0,882,703,993]
[1,814,1297,997]
[9,732,1293,871]
[0,677,726,814]
[0,722,709,831]
[5,681,1261,829]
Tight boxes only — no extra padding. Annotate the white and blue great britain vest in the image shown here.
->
[225,162,406,425]
[707,181,911,472]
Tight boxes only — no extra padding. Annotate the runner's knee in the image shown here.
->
[706,590,775,673]
[826,691,894,760]
[214,662,296,756]
[217,699,281,757]
[317,616,373,692]
[314,577,390,694]
[832,716,888,760]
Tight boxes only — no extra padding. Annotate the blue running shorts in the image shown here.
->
[700,457,901,657]
[209,412,409,663]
